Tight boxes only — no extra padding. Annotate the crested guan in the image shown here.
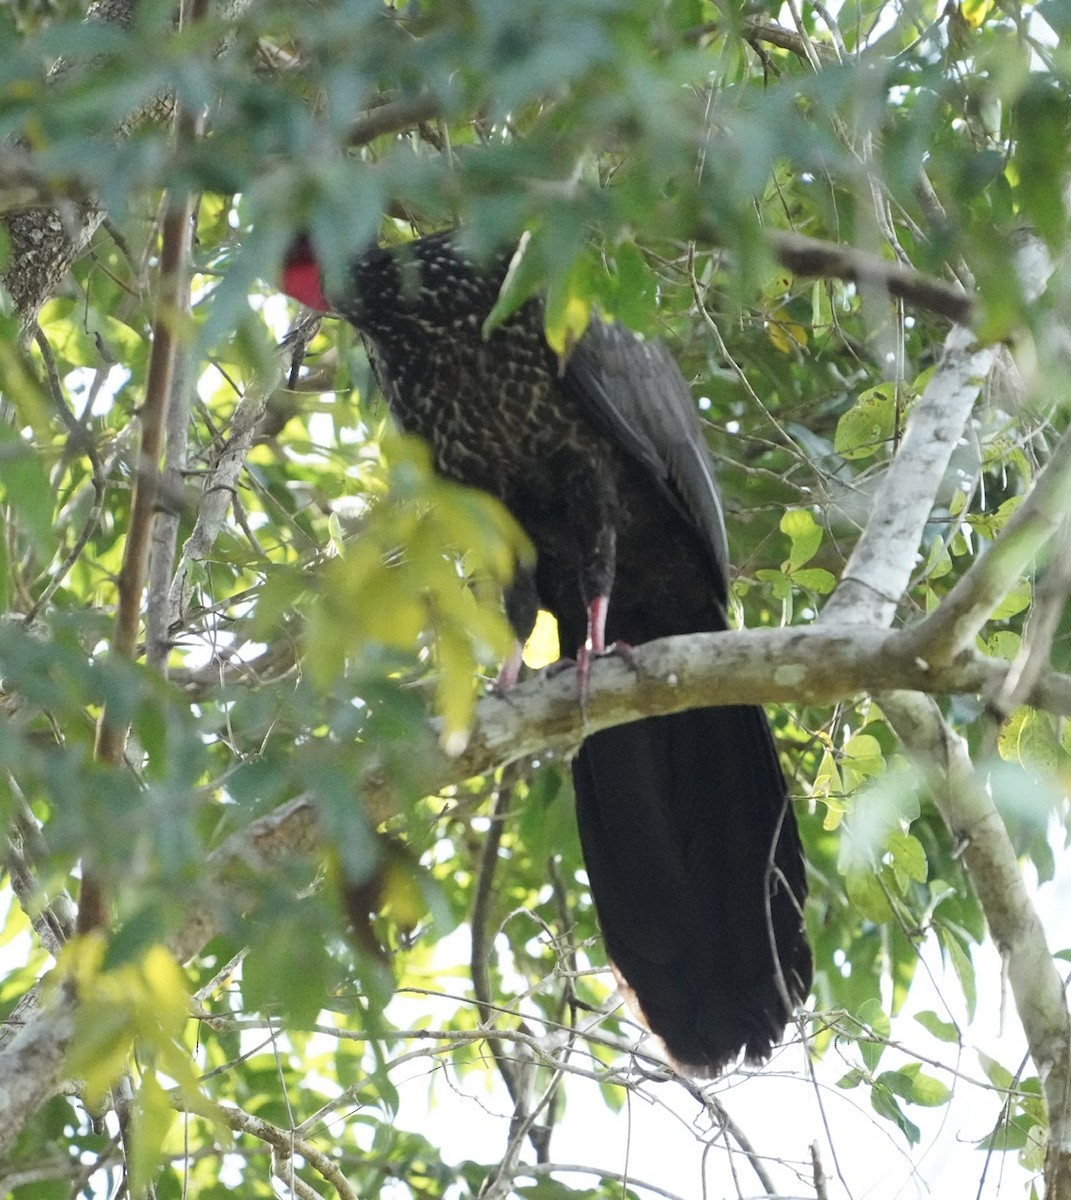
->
[280,230,811,1076]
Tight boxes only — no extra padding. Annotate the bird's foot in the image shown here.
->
[576,639,636,706]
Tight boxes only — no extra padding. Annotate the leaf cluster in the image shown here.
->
[2,0,1071,1196]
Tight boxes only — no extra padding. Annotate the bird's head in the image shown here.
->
[280,235,333,313]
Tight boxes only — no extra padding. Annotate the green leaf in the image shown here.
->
[886,830,927,889]
[870,1081,921,1145]
[986,630,1021,661]
[0,422,55,557]
[790,566,837,593]
[914,1010,959,1044]
[880,1062,952,1108]
[967,495,1023,539]
[907,1070,952,1107]
[781,508,823,570]
[978,1051,1016,1091]
[937,928,977,1018]
[990,578,1031,620]
[1013,79,1071,249]
[842,733,885,786]
[130,1073,177,1195]
[834,384,900,461]
[856,997,890,1072]
[846,871,894,923]
[811,747,843,809]
[543,251,597,356]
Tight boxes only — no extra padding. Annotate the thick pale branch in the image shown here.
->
[881,691,1071,1198]
[0,986,77,1155]
[821,325,997,628]
[820,230,1054,631]
[902,425,1071,667]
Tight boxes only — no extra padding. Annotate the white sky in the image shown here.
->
[375,832,1071,1200]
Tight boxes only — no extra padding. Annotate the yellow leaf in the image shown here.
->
[545,292,592,358]
[766,306,808,354]
[436,625,478,751]
[961,0,993,29]
[59,942,193,1108]
[382,859,426,932]
[130,1074,176,1195]
[136,945,189,1039]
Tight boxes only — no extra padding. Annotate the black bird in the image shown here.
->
[280,230,811,1075]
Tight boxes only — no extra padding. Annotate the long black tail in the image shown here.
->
[572,703,810,1076]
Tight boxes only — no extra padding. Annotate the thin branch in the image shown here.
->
[991,517,1071,718]
[706,1097,781,1197]
[740,16,838,62]
[78,153,199,935]
[470,782,525,1094]
[903,427,1071,667]
[516,1162,690,1200]
[6,780,75,954]
[145,108,205,670]
[166,316,318,628]
[212,1103,358,1200]
[765,230,973,324]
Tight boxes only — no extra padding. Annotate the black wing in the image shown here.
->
[562,317,729,593]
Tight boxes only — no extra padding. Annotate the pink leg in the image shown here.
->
[575,594,607,697]
[494,640,526,693]
[587,594,609,655]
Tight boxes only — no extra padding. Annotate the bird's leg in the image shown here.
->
[494,640,526,693]
[572,478,635,700]
[577,594,636,698]
[576,594,607,698]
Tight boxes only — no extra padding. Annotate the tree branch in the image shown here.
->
[902,425,1071,667]
[820,325,998,627]
[212,1102,359,1200]
[167,314,319,628]
[79,129,199,933]
[766,230,974,325]
[7,614,1071,1146]
[880,691,1071,1199]
[820,229,1054,630]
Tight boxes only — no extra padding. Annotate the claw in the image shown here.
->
[577,640,636,700]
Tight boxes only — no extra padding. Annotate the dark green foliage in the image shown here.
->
[1,0,1069,1196]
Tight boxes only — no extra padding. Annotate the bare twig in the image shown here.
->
[167,316,318,628]
[212,1103,357,1200]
